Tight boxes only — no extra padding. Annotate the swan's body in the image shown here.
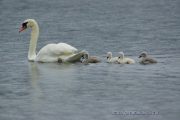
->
[19,19,85,62]
[106,52,118,63]
[36,43,78,62]
[118,52,135,64]
[139,51,157,64]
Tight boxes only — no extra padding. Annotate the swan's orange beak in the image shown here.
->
[19,26,25,33]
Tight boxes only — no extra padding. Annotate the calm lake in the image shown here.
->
[0,0,180,120]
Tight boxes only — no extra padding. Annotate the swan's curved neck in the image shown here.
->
[28,21,39,61]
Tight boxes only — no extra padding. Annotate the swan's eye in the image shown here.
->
[22,22,28,28]
[19,22,28,33]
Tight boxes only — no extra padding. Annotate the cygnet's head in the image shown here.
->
[118,51,124,59]
[19,19,37,33]
[106,52,112,59]
[139,51,148,58]
[80,53,89,63]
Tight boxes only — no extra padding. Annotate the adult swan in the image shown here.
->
[19,19,86,63]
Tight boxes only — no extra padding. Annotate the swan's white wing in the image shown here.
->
[36,43,78,62]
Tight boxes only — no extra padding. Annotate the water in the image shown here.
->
[0,0,180,120]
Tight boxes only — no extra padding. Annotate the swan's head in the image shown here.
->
[106,52,112,59]
[19,19,37,33]
[139,51,148,58]
[118,51,124,59]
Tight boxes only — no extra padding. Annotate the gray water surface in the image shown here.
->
[0,0,180,120]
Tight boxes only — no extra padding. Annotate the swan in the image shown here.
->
[117,51,135,64]
[80,52,101,64]
[106,52,118,63]
[19,19,86,62]
[139,51,157,64]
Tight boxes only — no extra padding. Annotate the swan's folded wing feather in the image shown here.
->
[38,43,77,55]
[57,43,77,52]
[36,43,78,62]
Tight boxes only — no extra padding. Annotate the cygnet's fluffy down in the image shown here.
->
[106,52,119,63]
[118,52,135,64]
[81,53,101,64]
[139,51,157,64]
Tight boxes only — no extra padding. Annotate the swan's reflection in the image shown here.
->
[28,62,43,111]
[28,62,80,102]
[28,62,77,113]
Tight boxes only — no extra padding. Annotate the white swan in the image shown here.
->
[118,51,135,64]
[106,52,118,63]
[19,19,86,62]
[139,51,157,64]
